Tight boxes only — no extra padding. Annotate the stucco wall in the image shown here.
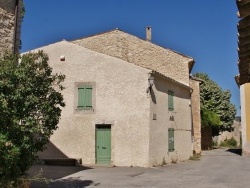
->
[35,41,151,167]
[0,0,22,55]
[72,29,192,85]
[148,74,192,166]
[190,79,201,155]
[240,83,250,156]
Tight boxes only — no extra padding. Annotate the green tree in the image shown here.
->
[200,107,221,128]
[194,73,236,135]
[0,51,65,184]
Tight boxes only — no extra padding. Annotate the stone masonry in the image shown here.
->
[190,78,202,155]
[72,29,194,85]
[214,119,241,147]
[0,0,22,55]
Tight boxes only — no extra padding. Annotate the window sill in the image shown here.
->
[75,108,95,114]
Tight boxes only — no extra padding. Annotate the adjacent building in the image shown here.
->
[235,0,250,155]
[0,0,22,55]
[31,28,200,167]
[190,77,202,155]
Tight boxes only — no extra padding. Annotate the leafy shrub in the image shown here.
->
[220,137,237,148]
[0,52,65,186]
[212,140,218,147]
[0,134,21,187]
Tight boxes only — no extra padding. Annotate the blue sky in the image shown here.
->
[21,0,240,115]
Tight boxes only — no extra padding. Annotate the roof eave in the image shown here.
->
[150,70,191,91]
[188,59,195,73]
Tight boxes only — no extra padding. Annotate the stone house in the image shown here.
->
[0,0,23,55]
[32,28,200,167]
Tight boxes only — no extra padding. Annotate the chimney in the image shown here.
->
[146,26,151,42]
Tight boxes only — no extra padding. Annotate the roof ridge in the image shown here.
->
[71,28,194,60]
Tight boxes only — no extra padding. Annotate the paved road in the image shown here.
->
[28,148,250,188]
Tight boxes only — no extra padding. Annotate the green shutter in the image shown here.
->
[78,85,92,110]
[78,87,85,109]
[85,85,92,110]
[168,91,174,111]
[168,128,175,152]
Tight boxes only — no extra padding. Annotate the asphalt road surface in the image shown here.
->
[28,148,250,188]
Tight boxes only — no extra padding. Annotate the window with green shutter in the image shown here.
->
[78,85,92,110]
[168,91,174,111]
[168,128,175,152]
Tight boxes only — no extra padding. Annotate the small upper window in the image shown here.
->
[168,91,174,111]
[78,85,92,110]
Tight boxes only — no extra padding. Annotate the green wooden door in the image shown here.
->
[96,125,111,164]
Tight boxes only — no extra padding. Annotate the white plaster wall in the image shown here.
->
[149,74,192,166]
[33,41,151,167]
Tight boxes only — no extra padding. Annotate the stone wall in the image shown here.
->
[214,119,241,147]
[72,29,193,86]
[190,78,202,155]
[0,0,22,55]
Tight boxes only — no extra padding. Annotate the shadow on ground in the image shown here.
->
[28,165,93,188]
[226,148,242,156]
[30,178,94,188]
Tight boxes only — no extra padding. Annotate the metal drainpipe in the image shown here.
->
[13,0,19,54]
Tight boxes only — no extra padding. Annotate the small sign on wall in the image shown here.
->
[170,115,175,121]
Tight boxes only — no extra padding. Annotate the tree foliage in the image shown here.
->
[0,51,65,183]
[201,107,221,127]
[194,73,236,134]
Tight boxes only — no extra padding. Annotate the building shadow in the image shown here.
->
[37,141,84,166]
[37,141,69,159]
[28,165,93,188]
[226,148,242,156]
[28,165,92,180]
[28,140,94,187]
[150,88,157,104]
[30,178,95,188]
